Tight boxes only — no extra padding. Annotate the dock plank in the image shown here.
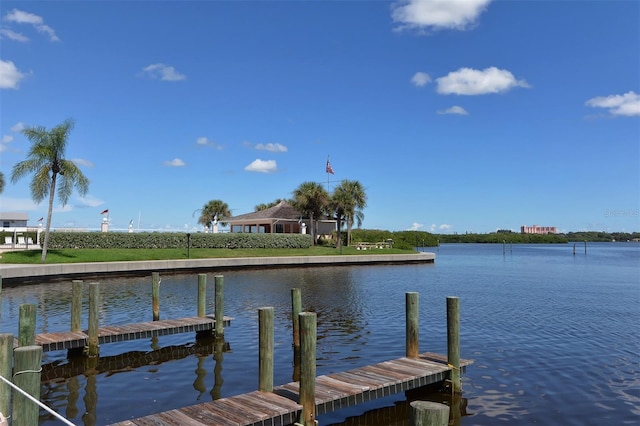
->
[15,316,233,352]
[111,352,473,426]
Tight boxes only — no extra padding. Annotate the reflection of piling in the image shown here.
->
[13,345,42,426]
[152,272,160,320]
[193,357,207,398]
[298,312,317,426]
[447,296,461,394]
[214,275,224,337]
[406,292,419,358]
[211,338,225,400]
[82,356,98,425]
[259,307,274,392]
[409,400,449,426]
[66,375,80,419]
[18,304,36,346]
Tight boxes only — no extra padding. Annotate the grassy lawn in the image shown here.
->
[0,246,417,264]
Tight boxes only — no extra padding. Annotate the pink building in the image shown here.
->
[521,224,557,234]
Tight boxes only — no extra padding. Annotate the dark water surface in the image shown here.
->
[1,243,638,425]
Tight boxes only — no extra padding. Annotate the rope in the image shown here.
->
[0,374,76,426]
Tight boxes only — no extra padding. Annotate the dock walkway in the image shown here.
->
[113,352,472,426]
[15,316,233,352]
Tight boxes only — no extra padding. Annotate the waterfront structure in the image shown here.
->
[225,200,335,237]
[521,224,557,234]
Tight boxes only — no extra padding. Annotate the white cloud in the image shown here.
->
[0,197,40,211]
[392,0,492,32]
[585,91,640,117]
[11,122,25,132]
[0,59,27,89]
[430,223,452,232]
[436,66,530,95]
[408,222,424,231]
[0,28,29,42]
[71,158,94,167]
[411,72,431,87]
[141,64,187,81]
[164,158,186,167]
[244,159,277,173]
[255,143,288,153]
[77,195,103,208]
[437,105,469,115]
[196,136,223,149]
[2,135,13,143]
[3,9,59,42]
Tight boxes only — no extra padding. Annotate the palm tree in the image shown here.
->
[330,185,350,249]
[335,180,367,246]
[0,171,5,193]
[255,198,290,211]
[196,199,231,231]
[11,119,89,261]
[292,181,329,244]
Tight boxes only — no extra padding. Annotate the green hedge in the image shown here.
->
[46,232,313,249]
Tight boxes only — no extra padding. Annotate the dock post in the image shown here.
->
[71,280,83,332]
[584,241,587,254]
[258,307,274,392]
[0,334,12,417]
[152,272,161,321]
[406,292,419,358]
[18,304,36,346]
[12,345,42,426]
[291,288,302,381]
[409,401,450,426]
[214,275,224,337]
[87,283,100,357]
[298,312,317,426]
[197,274,207,318]
[447,296,461,394]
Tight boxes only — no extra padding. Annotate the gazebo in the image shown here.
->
[226,200,335,237]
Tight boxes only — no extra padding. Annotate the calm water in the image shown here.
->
[1,243,638,425]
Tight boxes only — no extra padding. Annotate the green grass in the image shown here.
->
[0,246,417,264]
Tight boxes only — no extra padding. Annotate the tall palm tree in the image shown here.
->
[292,181,329,244]
[196,199,231,231]
[11,119,89,261]
[334,180,367,247]
[330,185,350,249]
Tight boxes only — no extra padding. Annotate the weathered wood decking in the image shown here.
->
[112,352,472,426]
[15,316,233,352]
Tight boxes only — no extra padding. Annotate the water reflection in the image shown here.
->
[39,336,230,425]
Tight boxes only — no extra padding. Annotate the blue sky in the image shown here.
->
[1,0,638,234]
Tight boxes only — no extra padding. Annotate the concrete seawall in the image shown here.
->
[0,252,435,284]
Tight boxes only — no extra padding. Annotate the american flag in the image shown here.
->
[100,209,109,215]
[326,158,335,175]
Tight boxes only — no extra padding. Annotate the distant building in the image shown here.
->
[1,212,29,229]
[521,224,557,234]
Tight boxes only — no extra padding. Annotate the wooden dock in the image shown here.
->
[14,316,233,352]
[112,352,472,426]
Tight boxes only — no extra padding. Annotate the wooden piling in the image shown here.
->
[12,345,42,426]
[409,401,450,426]
[71,280,83,332]
[447,296,461,393]
[258,307,274,392]
[18,304,36,347]
[214,275,224,337]
[87,283,100,357]
[0,334,12,417]
[152,272,160,321]
[406,292,419,358]
[197,274,207,318]
[291,288,301,349]
[298,312,317,426]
